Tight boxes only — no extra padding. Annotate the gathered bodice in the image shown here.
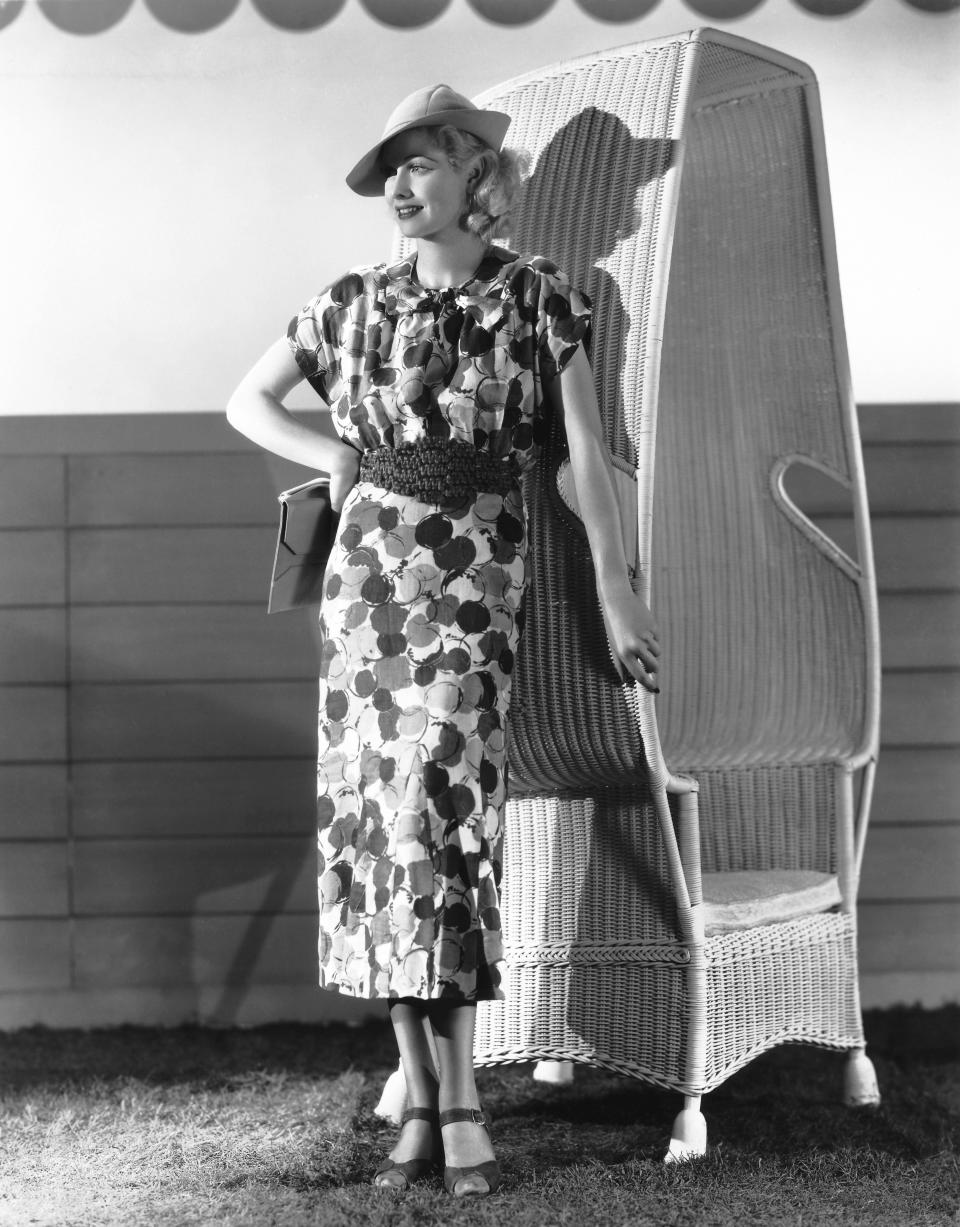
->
[286,245,592,472]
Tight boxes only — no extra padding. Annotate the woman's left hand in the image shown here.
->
[601,584,661,692]
[546,347,662,692]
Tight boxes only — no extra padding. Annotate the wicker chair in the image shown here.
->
[379,28,882,1159]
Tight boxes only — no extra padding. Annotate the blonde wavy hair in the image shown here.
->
[415,124,529,243]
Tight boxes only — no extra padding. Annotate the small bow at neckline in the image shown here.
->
[390,280,509,370]
[392,281,497,321]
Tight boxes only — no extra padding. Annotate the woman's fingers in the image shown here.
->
[618,632,661,693]
[640,650,659,675]
[634,632,660,670]
[604,593,661,692]
[622,654,660,693]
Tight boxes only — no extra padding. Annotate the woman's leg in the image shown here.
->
[381,1000,440,1171]
[430,1002,496,1184]
[390,1000,440,1107]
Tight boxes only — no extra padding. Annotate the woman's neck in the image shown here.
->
[413,233,488,289]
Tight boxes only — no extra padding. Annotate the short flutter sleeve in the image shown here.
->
[530,259,592,383]
[286,269,370,406]
[287,296,332,403]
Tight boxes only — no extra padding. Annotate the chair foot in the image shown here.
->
[664,1105,707,1163]
[374,1063,408,1123]
[843,1049,881,1108]
[532,1060,574,1085]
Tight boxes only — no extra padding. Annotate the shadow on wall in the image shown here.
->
[496,105,678,1058]
[513,106,674,459]
[505,106,674,789]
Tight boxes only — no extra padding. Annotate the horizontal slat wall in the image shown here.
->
[789,405,960,1007]
[0,407,957,1026]
[0,411,372,1027]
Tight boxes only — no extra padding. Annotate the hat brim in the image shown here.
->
[346,107,511,197]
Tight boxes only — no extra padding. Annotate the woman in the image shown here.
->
[227,83,660,1197]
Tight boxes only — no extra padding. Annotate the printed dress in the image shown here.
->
[287,244,591,1001]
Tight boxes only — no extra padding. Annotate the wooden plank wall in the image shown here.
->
[797,405,960,1009]
[0,413,378,1029]
[0,407,957,1027]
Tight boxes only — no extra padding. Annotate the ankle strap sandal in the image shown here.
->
[439,1108,501,1197]
[373,1107,442,1191]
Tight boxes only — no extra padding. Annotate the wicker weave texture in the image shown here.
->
[472,45,691,792]
[702,913,863,1088]
[476,911,861,1095]
[692,39,807,107]
[507,449,649,794]
[477,962,690,1088]
[392,31,879,1102]
[495,43,687,461]
[498,793,682,953]
[654,80,868,769]
[693,763,838,875]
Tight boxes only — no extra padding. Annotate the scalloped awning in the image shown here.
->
[1,0,956,37]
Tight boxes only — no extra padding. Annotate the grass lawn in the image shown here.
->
[1,1007,957,1227]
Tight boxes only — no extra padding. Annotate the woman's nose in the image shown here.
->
[390,169,411,199]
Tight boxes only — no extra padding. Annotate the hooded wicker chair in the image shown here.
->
[381,28,882,1159]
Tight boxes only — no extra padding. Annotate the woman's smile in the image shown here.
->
[382,130,476,243]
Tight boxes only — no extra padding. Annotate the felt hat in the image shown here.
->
[346,84,511,197]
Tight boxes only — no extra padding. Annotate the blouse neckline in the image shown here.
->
[410,249,487,293]
[387,245,517,296]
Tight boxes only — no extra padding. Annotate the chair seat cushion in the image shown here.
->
[701,870,841,935]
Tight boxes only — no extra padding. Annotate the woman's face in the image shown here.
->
[381,130,478,244]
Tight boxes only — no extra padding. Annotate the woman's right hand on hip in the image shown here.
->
[328,444,362,512]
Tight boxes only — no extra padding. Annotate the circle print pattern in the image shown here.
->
[316,481,526,1000]
[286,247,592,1002]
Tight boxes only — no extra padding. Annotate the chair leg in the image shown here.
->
[843,1048,881,1107]
[374,1061,407,1123]
[665,1095,707,1163]
[532,1060,574,1085]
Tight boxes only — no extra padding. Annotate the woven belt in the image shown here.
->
[359,438,518,501]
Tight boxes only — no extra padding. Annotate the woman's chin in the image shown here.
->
[394,210,425,232]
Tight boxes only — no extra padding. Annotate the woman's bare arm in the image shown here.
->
[547,346,660,692]
[226,337,360,510]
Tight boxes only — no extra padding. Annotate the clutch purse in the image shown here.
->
[268,477,340,614]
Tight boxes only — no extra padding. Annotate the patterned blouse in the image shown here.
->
[286,244,592,472]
